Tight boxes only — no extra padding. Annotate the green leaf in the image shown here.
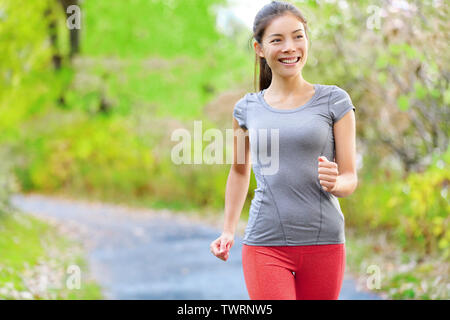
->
[377,72,387,85]
[404,43,418,59]
[444,89,450,105]
[397,95,410,111]
[414,82,427,100]
[388,43,403,55]
[430,88,440,99]
[376,54,389,69]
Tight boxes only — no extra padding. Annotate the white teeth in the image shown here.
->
[280,57,300,64]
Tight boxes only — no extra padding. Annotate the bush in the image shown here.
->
[342,147,450,258]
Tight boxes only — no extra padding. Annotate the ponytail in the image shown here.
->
[258,57,272,92]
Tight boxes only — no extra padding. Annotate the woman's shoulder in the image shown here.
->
[317,84,355,122]
[244,91,261,100]
[316,83,351,97]
[233,91,260,130]
[235,91,260,108]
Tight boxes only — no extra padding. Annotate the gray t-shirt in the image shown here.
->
[233,84,355,246]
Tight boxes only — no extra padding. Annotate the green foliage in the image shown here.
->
[397,94,410,111]
[0,0,52,85]
[0,211,103,299]
[342,147,450,258]
[397,148,450,257]
[0,0,70,141]
[15,115,156,201]
[1,0,250,202]
[82,0,226,58]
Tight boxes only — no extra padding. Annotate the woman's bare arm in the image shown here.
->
[331,109,358,197]
[222,118,252,235]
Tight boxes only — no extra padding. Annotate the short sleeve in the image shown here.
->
[329,86,355,123]
[233,95,248,130]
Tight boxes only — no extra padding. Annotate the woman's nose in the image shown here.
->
[282,39,296,52]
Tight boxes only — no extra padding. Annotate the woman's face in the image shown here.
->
[255,13,308,77]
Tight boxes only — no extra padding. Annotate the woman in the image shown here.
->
[210,1,357,300]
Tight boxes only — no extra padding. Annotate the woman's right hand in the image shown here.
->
[210,232,234,261]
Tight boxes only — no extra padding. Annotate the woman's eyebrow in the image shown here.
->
[269,29,304,37]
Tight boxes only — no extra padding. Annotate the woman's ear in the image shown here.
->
[254,41,265,59]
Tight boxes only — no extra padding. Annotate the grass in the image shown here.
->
[0,209,103,300]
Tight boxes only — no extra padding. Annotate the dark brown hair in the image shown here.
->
[250,1,309,92]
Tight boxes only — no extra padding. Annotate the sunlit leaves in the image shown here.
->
[397,94,410,111]
[82,0,225,58]
[414,82,427,100]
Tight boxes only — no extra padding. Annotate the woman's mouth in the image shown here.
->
[278,57,300,65]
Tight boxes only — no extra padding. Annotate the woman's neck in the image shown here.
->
[266,73,312,97]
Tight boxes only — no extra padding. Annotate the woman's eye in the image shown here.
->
[272,35,302,43]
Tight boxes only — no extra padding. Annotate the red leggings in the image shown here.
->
[242,243,345,300]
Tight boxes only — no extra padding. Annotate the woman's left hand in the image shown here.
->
[318,156,339,193]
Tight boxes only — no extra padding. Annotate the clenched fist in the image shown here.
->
[318,156,339,193]
[210,232,234,261]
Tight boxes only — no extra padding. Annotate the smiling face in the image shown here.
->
[254,13,309,77]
